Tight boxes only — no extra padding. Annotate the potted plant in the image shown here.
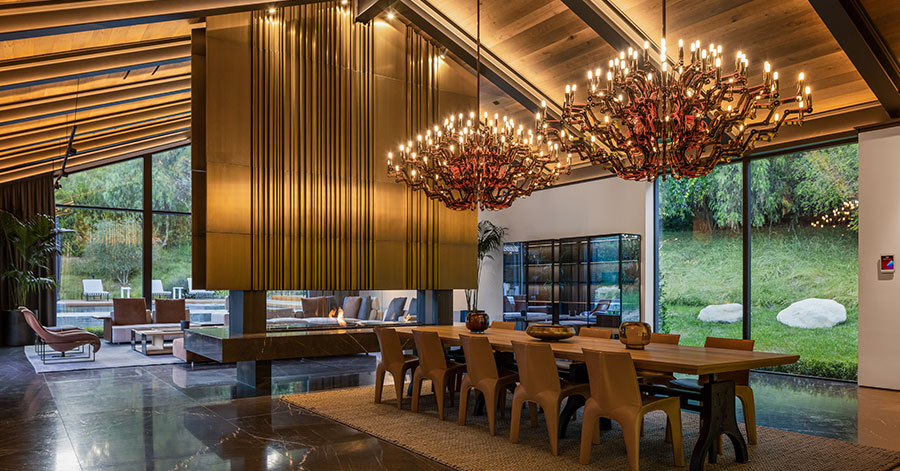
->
[0,210,60,346]
[464,220,506,332]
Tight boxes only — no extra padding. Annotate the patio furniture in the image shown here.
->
[101,298,185,343]
[132,327,183,355]
[300,296,328,317]
[21,307,100,363]
[82,279,109,300]
[579,349,685,470]
[458,333,518,436]
[383,297,408,322]
[509,340,590,456]
[374,327,418,409]
[172,286,184,299]
[151,279,169,298]
[152,299,190,324]
[119,286,132,298]
[186,278,215,298]
[411,329,466,420]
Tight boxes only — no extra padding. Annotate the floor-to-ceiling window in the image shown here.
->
[657,163,743,346]
[657,141,859,380]
[151,147,192,299]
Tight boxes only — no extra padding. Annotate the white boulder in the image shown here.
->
[776,298,846,329]
[698,304,743,323]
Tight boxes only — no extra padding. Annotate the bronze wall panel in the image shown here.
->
[200,2,475,291]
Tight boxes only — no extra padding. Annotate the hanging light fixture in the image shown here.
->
[386,0,570,211]
[548,0,813,181]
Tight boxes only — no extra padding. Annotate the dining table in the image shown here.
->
[394,324,800,471]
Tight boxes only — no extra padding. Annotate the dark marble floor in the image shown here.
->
[1,345,897,470]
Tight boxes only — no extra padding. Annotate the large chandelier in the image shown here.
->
[548,0,813,181]
[386,1,570,210]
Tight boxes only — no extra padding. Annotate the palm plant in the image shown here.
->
[466,220,507,312]
[0,210,60,309]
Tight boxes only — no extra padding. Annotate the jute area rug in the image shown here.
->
[284,384,900,471]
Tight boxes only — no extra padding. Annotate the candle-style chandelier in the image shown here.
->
[547,0,813,181]
[386,0,569,211]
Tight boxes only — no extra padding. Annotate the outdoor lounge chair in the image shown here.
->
[21,307,100,363]
[151,279,169,298]
[186,278,215,298]
[82,279,109,300]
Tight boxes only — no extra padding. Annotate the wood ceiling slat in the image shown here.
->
[860,0,900,65]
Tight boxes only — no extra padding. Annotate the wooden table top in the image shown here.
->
[132,328,184,336]
[394,325,799,376]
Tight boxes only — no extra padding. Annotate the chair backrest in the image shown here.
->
[651,332,681,344]
[459,334,499,381]
[151,279,165,293]
[490,321,516,330]
[375,327,405,368]
[342,296,362,318]
[704,337,754,385]
[154,299,187,323]
[112,298,148,325]
[300,297,326,317]
[412,330,448,372]
[511,340,561,394]
[583,349,642,410]
[384,297,407,321]
[20,307,50,340]
[83,279,103,292]
[579,327,615,339]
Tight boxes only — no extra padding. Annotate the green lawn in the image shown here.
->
[659,227,858,380]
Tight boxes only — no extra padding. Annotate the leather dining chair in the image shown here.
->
[670,337,757,446]
[579,327,615,339]
[580,349,685,470]
[374,328,418,409]
[490,321,516,330]
[411,330,466,420]
[636,333,682,386]
[458,334,519,435]
[509,340,590,455]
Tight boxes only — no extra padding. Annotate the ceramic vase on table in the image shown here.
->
[465,311,490,333]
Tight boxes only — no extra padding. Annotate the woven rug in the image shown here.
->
[23,343,182,374]
[283,384,900,471]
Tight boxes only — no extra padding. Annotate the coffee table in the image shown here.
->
[131,328,184,355]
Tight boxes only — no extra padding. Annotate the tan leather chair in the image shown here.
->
[374,328,418,409]
[411,330,466,420]
[636,333,681,386]
[22,307,100,356]
[490,321,516,330]
[579,327,615,339]
[580,349,684,470]
[509,341,589,455]
[458,334,518,435]
[670,337,757,446]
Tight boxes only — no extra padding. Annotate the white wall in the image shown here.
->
[477,177,655,323]
[858,125,900,391]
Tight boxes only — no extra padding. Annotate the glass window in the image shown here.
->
[152,213,191,297]
[55,158,143,210]
[658,163,743,346]
[152,146,191,212]
[750,143,858,380]
[502,243,524,297]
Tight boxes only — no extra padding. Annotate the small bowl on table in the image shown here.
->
[525,323,575,341]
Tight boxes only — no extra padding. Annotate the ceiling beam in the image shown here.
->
[0,38,191,92]
[810,0,900,118]
[397,0,562,117]
[0,0,318,41]
[560,0,664,69]
[355,0,393,23]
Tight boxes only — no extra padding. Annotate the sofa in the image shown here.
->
[208,295,382,328]
[102,298,189,344]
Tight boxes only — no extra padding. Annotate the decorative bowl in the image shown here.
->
[525,323,575,341]
[465,311,491,333]
[618,321,652,349]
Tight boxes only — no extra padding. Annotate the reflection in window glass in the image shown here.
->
[54,158,143,210]
[658,163,742,346]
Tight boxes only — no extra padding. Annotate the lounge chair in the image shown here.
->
[151,279,169,298]
[82,279,109,300]
[21,307,100,363]
[186,278,215,298]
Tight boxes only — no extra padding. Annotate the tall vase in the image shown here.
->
[465,310,490,333]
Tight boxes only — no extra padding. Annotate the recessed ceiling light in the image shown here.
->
[386,12,395,19]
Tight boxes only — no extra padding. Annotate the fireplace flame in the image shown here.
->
[337,308,346,326]
[403,313,412,322]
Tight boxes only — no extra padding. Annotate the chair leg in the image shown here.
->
[621,416,642,471]
[580,408,600,465]
[458,381,471,426]
[411,369,424,413]
[394,370,407,410]
[486,385,500,436]
[499,386,507,419]
[666,406,685,467]
[509,394,525,444]
[543,400,561,456]
[374,364,386,404]
[434,377,446,420]
[738,387,758,445]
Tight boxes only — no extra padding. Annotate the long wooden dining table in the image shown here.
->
[394,325,800,471]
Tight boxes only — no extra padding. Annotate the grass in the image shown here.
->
[659,226,858,380]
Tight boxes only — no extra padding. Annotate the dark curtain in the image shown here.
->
[0,175,57,326]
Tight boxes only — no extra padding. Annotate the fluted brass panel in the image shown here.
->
[199,2,476,291]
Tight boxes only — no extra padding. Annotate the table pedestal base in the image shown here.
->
[690,380,749,471]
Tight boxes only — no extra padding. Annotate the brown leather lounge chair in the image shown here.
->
[21,307,101,363]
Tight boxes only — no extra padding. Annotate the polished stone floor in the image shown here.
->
[1,345,899,470]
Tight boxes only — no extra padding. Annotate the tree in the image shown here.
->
[83,217,142,287]
[0,211,60,309]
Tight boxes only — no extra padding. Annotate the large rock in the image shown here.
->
[777,298,846,329]
[698,304,743,323]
